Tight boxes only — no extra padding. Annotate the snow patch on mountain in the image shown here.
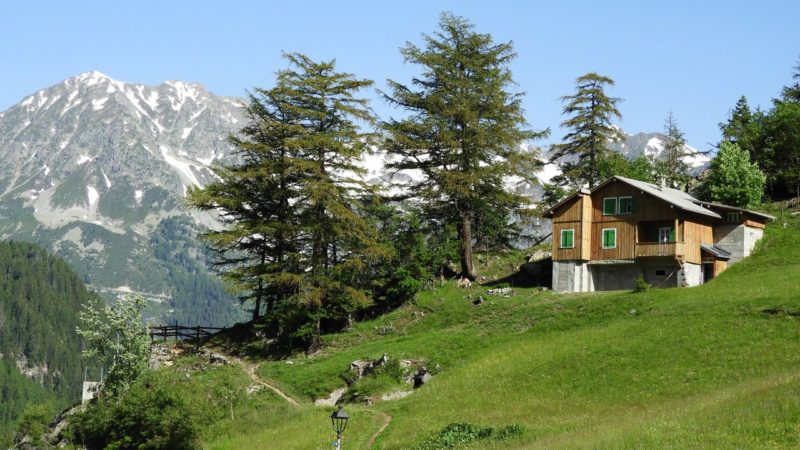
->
[91,97,108,110]
[159,145,202,188]
[86,186,99,206]
[76,155,92,165]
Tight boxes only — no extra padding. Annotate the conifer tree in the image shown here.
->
[187,72,306,321]
[780,57,800,102]
[282,54,386,352]
[550,72,623,188]
[382,12,545,280]
[718,96,770,186]
[655,111,694,188]
[189,54,384,352]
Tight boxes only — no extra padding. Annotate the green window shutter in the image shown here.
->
[631,197,638,214]
[603,229,616,248]
[669,228,676,242]
[561,230,574,248]
[603,198,617,215]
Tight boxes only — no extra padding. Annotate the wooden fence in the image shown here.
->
[149,325,225,344]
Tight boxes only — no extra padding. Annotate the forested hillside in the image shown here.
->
[0,241,94,439]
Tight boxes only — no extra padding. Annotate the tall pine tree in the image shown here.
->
[550,72,623,188]
[382,12,545,280]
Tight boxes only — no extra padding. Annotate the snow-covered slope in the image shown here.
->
[0,72,245,324]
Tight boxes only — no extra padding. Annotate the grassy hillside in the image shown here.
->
[139,209,800,449]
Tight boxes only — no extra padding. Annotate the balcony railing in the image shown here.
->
[635,241,685,258]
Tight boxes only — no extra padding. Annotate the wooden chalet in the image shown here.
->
[542,175,774,292]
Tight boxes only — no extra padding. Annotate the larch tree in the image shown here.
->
[275,54,385,353]
[188,54,385,353]
[382,12,545,280]
[187,72,306,322]
[550,72,623,188]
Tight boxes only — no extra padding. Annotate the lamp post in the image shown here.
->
[330,405,349,450]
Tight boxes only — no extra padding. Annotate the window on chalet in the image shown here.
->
[602,228,617,249]
[603,197,617,215]
[658,227,675,243]
[727,212,742,223]
[618,196,634,214]
[560,229,575,249]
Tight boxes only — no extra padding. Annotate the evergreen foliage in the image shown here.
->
[0,241,92,440]
[780,57,800,102]
[149,217,243,327]
[550,72,623,188]
[189,53,385,352]
[382,12,544,280]
[598,153,657,184]
[655,111,696,188]
[717,58,800,199]
[77,295,151,397]
[696,142,765,207]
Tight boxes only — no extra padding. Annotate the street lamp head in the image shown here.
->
[330,405,349,434]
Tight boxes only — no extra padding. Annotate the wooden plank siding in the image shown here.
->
[551,194,589,261]
[550,179,728,265]
[590,180,683,261]
[581,194,593,258]
[683,220,714,264]
[744,219,766,229]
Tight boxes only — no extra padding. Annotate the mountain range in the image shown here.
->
[0,72,711,325]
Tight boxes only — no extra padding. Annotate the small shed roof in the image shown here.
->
[701,244,732,260]
[693,201,776,221]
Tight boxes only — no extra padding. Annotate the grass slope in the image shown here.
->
[163,210,800,449]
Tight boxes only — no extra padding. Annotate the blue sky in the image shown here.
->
[1,0,798,150]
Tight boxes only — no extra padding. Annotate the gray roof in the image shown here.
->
[701,244,732,260]
[602,176,721,219]
[693,200,776,221]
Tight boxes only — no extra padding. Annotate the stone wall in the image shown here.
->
[678,262,702,287]
[552,260,593,292]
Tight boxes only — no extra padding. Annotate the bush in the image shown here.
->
[66,376,199,450]
[417,422,524,449]
[633,275,650,293]
[12,403,54,449]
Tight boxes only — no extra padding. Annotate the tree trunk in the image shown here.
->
[252,295,261,322]
[460,213,477,280]
[306,316,322,355]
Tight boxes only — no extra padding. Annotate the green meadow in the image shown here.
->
[147,209,800,449]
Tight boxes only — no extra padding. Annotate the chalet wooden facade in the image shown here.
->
[543,176,773,292]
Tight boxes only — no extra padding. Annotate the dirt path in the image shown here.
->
[227,353,393,446]
[230,356,299,406]
[367,411,392,449]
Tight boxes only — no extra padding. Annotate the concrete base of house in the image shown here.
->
[553,258,703,292]
[713,224,764,265]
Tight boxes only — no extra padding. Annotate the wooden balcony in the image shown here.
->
[635,241,685,258]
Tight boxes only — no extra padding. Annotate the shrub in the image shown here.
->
[66,376,199,450]
[12,403,54,449]
[417,422,524,449]
[633,275,650,293]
